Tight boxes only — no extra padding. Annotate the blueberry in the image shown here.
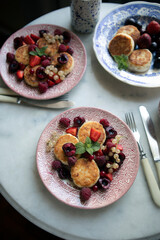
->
[124,17,136,26]
[154,57,160,69]
[149,42,157,52]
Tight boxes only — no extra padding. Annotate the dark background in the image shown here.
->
[1,0,160,240]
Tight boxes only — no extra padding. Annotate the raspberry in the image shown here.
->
[146,20,160,35]
[59,44,67,52]
[80,187,91,201]
[73,116,85,127]
[62,143,76,157]
[38,82,48,93]
[59,117,71,127]
[41,59,51,67]
[100,118,110,127]
[28,44,37,52]
[94,155,106,167]
[68,156,77,167]
[54,29,62,36]
[6,52,15,63]
[52,160,62,170]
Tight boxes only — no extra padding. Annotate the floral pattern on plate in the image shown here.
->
[36,107,139,209]
[93,2,160,88]
[0,24,87,99]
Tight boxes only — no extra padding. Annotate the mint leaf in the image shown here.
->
[113,54,128,70]
[75,142,86,154]
[29,46,48,57]
[85,136,91,145]
[92,141,100,152]
[86,147,93,155]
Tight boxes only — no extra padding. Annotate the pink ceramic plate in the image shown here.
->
[0,24,87,100]
[36,107,139,209]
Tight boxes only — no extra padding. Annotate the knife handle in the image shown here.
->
[155,161,160,182]
[0,95,18,103]
[141,157,160,207]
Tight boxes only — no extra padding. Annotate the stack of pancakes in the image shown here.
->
[108,25,152,72]
[54,121,106,188]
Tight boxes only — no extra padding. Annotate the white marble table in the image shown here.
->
[0,3,160,240]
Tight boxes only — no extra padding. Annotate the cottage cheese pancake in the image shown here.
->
[128,49,152,72]
[116,25,140,43]
[15,45,29,65]
[37,37,60,57]
[78,121,106,145]
[24,65,42,87]
[71,158,100,188]
[54,134,79,165]
[109,33,134,56]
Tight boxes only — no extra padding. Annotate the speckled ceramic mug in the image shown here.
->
[71,0,101,33]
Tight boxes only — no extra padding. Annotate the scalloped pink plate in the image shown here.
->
[0,24,87,100]
[36,107,139,209]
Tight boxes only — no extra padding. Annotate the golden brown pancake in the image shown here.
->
[54,134,79,165]
[78,121,106,145]
[51,52,74,76]
[15,45,29,65]
[116,25,140,43]
[108,33,134,56]
[37,38,60,57]
[24,65,41,87]
[71,158,100,188]
[128,49,152,72]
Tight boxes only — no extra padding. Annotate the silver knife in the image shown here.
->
[139,105,160,181]
[0,95,74,109]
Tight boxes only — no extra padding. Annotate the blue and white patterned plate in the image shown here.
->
[93,1,160,88]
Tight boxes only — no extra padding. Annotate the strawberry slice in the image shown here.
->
[105,173,113,182]
[30,34,40,42]
[47,79,55,87]
[117,144,123,151]
[29,55,41,67]
[66,127,78,136]
[54,78,62,84]
[24,35,35,45]
[16,70,24,80]
[90,128,101,142]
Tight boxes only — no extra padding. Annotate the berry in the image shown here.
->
[105,126,117,138]
[30,69,34,74]
[137,33,152,49]
[54,29,62,36]
[146,20,160,35]
[41,59,51,67]
[80,187,91,201]
[29,55,41,67]
[39,29,49,37]
[106,141,116,150]
[13,37,24,49]
[94,155,106,167]
[149,42,157,52]
[62,143,76,157]
[88,155,94,161]
[105,173,113,182]
[18,62,26,70]
[16,70,24,80]
[100,171,106,177]
[154,57,160,69]
[124,17,136,26]
[58,44,67,52]
[135,20,142,31]
[41,55,47,61]
[58,53,68,64]
[28,44,37,52]
[52,160,62,170]
[38,82,48,93]
[98,178,110,190]
[73,116,85,127]
[92,185,98,192]
[9,60,19,73]
[59,117,71,127]
[66,127,78,136]
[24,35,35,45]
[58,167,70,179]
[36,67,46,79]
[6,52,15,63]
[90,128,101,142]
[30,33,40,42]
[67,47,74,55]
[119,152,125,161]
[63,31,71,43]
[100,118,110,128]
[68,156,77,167]
[46,79,55,87]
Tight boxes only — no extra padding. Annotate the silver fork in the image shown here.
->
[125,112,160,207]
